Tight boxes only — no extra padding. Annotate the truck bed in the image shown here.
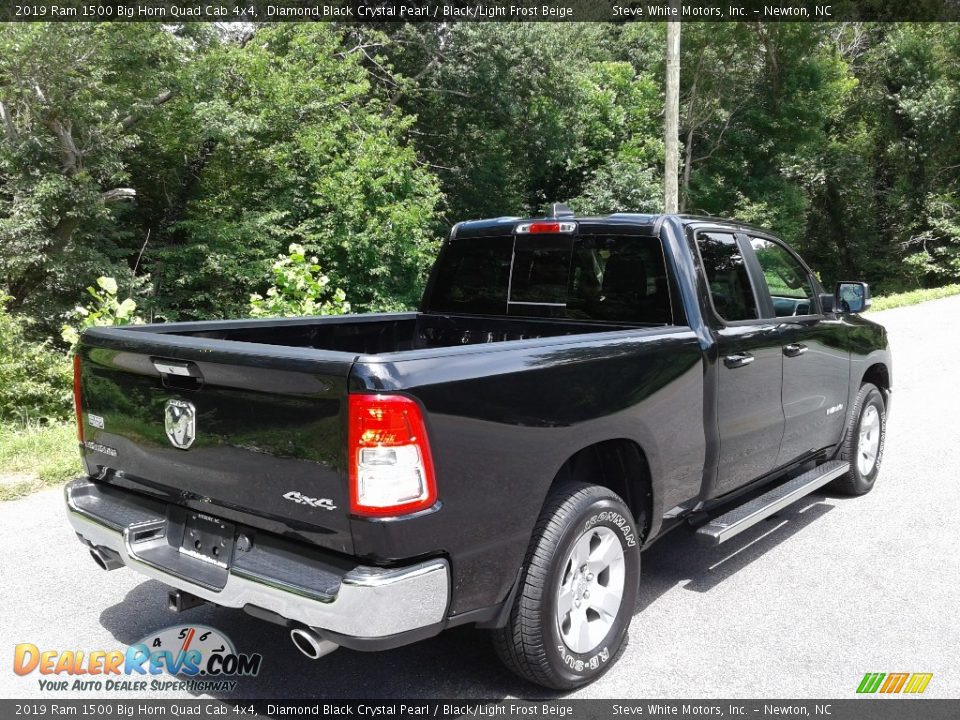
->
[76,312,678,564]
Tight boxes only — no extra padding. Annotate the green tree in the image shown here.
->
[369,23,665,219]
[2,19,959,342]
[0,23,205,328]
[151,24,441,319]
[872,25,960,286]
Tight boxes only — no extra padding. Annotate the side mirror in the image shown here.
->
[834,281,871,314]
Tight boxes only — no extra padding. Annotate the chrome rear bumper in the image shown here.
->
[65,478,449,640]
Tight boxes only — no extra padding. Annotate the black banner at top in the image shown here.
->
[3,0,960,23]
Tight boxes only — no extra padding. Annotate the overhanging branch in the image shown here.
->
[101,188,137,203]
[121,89,176,130]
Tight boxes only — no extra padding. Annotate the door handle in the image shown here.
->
[724,352,755,369]
[783,343,808,357]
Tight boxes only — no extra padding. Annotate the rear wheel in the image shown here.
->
[832,382,886,495]
[492,482,641,689]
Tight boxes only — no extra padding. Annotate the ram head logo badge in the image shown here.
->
[164,399,196,450]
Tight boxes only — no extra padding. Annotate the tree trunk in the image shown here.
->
[680,73,698,214]
[664,5,681,214]
[46,118,80,175]
[0,100,18,143]
[826,180,856,278]
[49,216,80,253]
[680,125,694,213]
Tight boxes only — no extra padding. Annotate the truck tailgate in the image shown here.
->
[76,327,355,555]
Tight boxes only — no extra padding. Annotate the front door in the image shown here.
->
[744,236,850,468]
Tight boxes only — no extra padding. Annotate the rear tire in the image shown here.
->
[492,482,640,690]
[832,382,886,496]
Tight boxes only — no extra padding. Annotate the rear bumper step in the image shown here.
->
[696,460,850,546]
[65,478,450,639]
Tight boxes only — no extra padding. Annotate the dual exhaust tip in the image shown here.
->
[89,543,337,661]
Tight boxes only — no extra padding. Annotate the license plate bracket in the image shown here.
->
[178,512,235,568]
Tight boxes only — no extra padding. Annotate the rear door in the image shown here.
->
[743,235,850,467]
[695,231,785,494]
[76,328,355,554]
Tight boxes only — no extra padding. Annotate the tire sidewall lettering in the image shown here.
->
[556,642,611,673]
[583,510,637,548]
[867,399,886,479]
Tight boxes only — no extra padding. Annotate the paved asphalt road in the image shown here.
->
[1,297,958,701]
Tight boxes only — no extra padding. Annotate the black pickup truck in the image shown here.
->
[66,210,891,689]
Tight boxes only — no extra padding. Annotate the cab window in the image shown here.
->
[748,237,817,317]
[696,232,758,322]
[428,233,674,324]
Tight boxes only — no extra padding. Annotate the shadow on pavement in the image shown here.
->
[97,493,837,701]
[637,495,835,605]
[99,581,535,700]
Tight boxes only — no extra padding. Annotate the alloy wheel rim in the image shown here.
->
[857,404,881,476]
[556,525,625,654]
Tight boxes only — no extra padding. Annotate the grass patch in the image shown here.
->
[870,283,960,312]
[0,422,80,501]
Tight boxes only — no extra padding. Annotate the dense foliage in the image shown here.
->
[0,297,71,423]
[369,23,959,287]
[0,21,958,346]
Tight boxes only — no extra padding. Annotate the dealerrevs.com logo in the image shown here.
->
[13,625,262,693]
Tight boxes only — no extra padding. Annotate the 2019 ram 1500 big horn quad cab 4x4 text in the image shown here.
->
[66,209,890,689]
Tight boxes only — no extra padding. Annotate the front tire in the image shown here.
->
[492,482,641,690]
[832,382,886,495]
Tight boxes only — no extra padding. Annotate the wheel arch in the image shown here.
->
[862,362,890,400]
[482,438,657,632]
[547,438,654,542]
[847,339,892,428]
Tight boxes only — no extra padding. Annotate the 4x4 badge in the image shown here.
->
[164,399,196,450]
[283,490,337,511]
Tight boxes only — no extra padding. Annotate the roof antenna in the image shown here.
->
[550,202,574,218]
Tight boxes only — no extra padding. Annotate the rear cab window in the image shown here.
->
[695,231,759,322]
[426,232,675,326]
[424,236,514,316]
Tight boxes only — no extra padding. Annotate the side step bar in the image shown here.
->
[696,460,849,546]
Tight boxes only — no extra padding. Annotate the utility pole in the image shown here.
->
[664,1,681,213]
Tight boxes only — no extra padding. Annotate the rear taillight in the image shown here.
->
[72,354,84,444]
[348,394,436,517]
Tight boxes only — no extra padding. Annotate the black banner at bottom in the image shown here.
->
[1,699,958,720]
